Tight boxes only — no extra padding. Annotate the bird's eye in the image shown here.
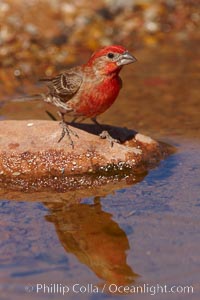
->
[107,52,115,59]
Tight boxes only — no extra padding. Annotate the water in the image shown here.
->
[0,41,200,299]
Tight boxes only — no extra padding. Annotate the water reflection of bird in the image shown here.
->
[45,197,139,285]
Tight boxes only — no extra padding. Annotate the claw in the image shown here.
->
[91,118,120,147]
[58,121,79,148]
[99,130,120,147]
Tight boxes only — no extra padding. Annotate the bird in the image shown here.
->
[40,45,137,146]
[39,45,136,147]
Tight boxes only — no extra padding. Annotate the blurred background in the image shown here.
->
[0,0,199,139]
[0,0,199,76]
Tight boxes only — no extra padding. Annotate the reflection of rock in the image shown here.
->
[0,120,174,191]
[0,172,146,203]
[45,197,138,284]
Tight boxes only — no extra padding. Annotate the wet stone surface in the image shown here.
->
[0,120,173,191]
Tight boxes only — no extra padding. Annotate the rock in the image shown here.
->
[0,120,173,192]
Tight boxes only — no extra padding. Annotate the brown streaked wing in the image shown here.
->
[51,70,83,96]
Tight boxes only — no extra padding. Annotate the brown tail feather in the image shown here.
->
[1,93,44,103]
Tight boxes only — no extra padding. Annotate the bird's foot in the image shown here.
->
[99,130,120,147]
[58,121,79,148]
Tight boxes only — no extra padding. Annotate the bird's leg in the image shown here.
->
[71,117,78,124]
[46,110,57,121]
[91,117,100,126]
[57,112,79,148]
[91,117,120,147]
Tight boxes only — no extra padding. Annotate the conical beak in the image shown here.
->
[117,51,137,66]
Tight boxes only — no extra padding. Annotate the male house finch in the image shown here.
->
[41,45,137,147]
[7,45,136,148]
